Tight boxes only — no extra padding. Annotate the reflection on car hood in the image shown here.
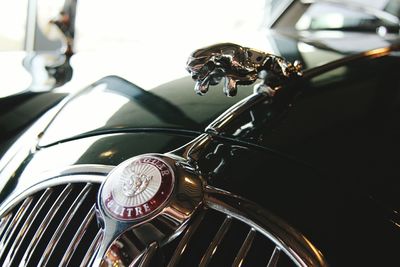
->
[38,76,253,147]
[35,31,359,147]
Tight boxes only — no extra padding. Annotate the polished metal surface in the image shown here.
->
[0,197,33,260]
[186,43,302,96]
[60,205,96,266]
[0,213,12,238]
[199,216,232,267]
[100,156,175,221]
[166,211,205,267]
[38,183,93,266]
[205,92,270,135]
[267,246,282,267]
[137,241,159,267]
[81,230,103,267]
[20,184,74,265]
[0,166,109,266]
[0,164,111,216]
[95,153,204,266]
[232,228,256,267]
[3,188,52,266]
[110,184,329,267]
[204,186,328,267]
[0,159,328,267]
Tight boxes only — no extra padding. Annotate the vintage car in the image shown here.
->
[0,0,400,266]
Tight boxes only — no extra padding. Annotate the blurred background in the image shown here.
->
[0,0,399,97]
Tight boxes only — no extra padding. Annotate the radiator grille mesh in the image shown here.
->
[142,208,298,267]
[0,182,101,267]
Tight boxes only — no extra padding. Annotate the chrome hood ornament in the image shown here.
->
[186,43,302,96]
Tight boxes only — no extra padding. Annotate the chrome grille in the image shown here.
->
[133,186,327,267]
[0,182,101,267]
[158,209,298,267]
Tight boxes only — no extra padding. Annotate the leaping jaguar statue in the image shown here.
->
[186,43,302,96]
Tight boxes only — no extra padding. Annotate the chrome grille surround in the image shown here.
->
[130,185,328,267]
[0,163,328,267]
[0,165,112,267]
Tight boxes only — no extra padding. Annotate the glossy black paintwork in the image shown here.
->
[0,91,66,156]
[194,135,400,266]
[38,76,253,147]
[0,132,197,204]
[196,52,400,265]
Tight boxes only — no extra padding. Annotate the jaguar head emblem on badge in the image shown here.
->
[95,153,203,265]
[100,156,174,221]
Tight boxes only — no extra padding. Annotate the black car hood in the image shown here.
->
[36,30,349,147]
[36,30,398,151]
[37,75,254,147]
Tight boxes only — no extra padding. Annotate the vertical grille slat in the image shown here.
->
[0,197,33,260]
[166,211,205,267]
[38,183,92,266]
[80,229,103,267]
[4,188,53,266]
[199,216,232,267]
[267,246,281,267]
[19,183,74,266]
[232,228,256,267]
[0,179,102,266]
[59,204,96,266]
[138,241,159,267]
[0,213,12,239]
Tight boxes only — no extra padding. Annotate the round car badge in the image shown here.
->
[101,156,174,221]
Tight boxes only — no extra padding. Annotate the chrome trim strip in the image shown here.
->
[205,93,268,134]
[0,197,33,260]
[204,186,328,267]
[4,188,53,266]
[166,211,206,267]
[39,183,93,266]
[267,246,281,267]
[80,229,103,267]
[60,204,96,266]
[199,216,232,267]
[232,228,256,267]
[138,241,159,267]
[0,213,12,239]
[20,184,74,266]
[0,164,112,217]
